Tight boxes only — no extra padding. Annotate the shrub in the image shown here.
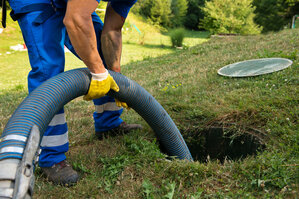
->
[200,0,262,35]
[169,28,185,47]
[133,0,189,28]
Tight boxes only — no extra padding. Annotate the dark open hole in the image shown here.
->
[183,127,266,162]
[160,127,266,162]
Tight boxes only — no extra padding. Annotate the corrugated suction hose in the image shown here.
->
[0,68,193,161]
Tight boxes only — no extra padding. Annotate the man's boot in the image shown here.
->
[41,160,79,186]
[96,121,142,140]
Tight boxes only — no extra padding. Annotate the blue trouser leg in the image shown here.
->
[18,10,68,167]
[18,8,123,167]
[91,15,124,132]
[93,97,123,132]
[64,13,124,133]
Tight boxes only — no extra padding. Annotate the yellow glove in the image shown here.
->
[115,99,130,109]
[84,70,119,101]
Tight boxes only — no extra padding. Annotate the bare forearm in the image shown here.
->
[64,0,106,74]
[101,30,122,72]
[100,2,125,73]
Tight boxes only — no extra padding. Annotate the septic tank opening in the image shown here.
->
[179,127,265,162]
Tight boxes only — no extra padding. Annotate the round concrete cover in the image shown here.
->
[218,58,293,77]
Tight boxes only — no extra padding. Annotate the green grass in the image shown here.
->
[0,9,299,199]
[0,10,208,91]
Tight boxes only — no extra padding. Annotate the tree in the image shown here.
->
[184,0,205,30]
[253,0,299,32]
[133,0,172,27]
[150,0,172,26]
[171,0,189,27]
[200,0,262,35]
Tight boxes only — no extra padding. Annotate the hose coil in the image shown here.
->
[0,69,193,161]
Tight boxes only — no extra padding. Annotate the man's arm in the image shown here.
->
[101,3,126,73]
[64,0,119,101]
[64,0,106,74]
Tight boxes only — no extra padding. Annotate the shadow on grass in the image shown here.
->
[162,30,211,39]
[125,42,174,50]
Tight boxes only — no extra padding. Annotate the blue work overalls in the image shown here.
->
[8,0,136,167]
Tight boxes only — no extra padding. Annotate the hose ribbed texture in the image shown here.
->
[0,68,193,161]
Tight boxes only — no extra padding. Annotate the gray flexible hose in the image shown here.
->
[0,68,193,161]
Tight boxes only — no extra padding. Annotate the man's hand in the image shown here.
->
[100,3,129,108]
[115,99,129,109]
[84,70,119,101]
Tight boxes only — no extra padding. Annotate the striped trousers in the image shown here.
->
[18,9,123,167]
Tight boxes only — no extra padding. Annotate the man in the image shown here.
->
[4,0,141,185]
